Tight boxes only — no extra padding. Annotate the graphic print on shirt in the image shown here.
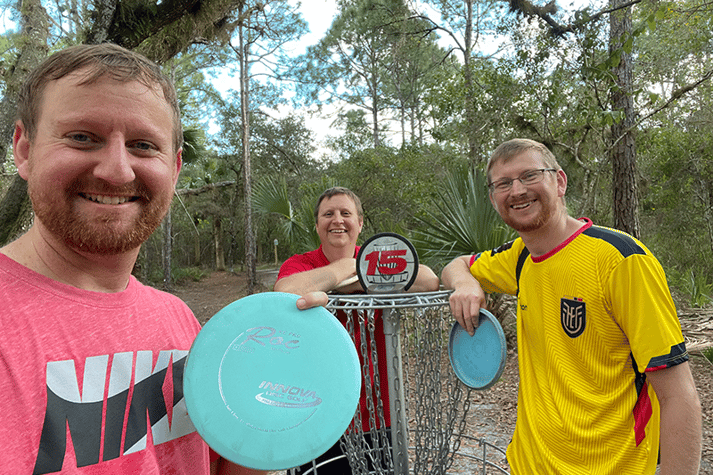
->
[33,350,196,474]
[560,297,586,338]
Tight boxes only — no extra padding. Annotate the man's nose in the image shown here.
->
[93,138,136,185]
[509,178,527,194]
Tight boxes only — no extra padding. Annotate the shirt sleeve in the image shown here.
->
[606,253,688,373]
[277,255,312,280]
[469,240,524,296]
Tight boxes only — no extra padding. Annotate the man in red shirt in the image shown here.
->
[274,186,439,474]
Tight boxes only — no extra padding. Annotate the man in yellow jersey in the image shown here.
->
[442,138,702,474]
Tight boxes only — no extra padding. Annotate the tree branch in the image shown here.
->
[611,69,713,150]
[505,0,643,37]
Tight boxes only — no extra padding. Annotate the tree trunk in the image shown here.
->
[214,217,225,271]
[0,0,50,245]
[704,180,713,258]
[400,100,406,145]
[194,229,201,266]
[0,176,30,244]
[239,21,256,294]
[609,0,640,238]
[86,0,119,44]
[463,0,479,166]
[162,209,172,289]
[371,74,380,147]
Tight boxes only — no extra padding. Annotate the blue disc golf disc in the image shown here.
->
[448,309,507,390]
[184,292,361,470]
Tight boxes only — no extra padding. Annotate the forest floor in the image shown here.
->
[171,270,713,474]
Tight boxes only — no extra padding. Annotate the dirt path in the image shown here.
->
[171,270,713,473]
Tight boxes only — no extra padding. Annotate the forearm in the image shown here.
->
[407,264,440,292]
[441,256,486,335]
[274,259,356,294]
[441,256,477,290]
[648,362,702,474]
[658,386,702,474]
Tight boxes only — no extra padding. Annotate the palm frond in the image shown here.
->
[252,177,304,243]
[253,176,293,219]
[412,165,516,269]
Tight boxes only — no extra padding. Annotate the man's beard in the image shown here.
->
[29,179,172,255]
[501,193,555,233]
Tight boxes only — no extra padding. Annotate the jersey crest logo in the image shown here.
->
[561,297,586,338]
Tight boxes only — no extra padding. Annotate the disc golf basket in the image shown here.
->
[288,290,509,475]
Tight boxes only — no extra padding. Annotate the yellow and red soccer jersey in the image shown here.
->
[469,218,688,474]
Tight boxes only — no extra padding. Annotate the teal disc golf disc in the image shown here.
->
[448,309,507,390]
[184,292,361,470]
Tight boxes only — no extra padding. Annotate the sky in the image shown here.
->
[275,0,340,154]
[208,0,596,155]
[208,0,340,152]
[295,0,339,51]
[252,0,448,156]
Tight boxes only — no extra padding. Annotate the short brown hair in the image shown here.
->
[314,187,363,223]
[486,138,560,182]
[17,43,182,153]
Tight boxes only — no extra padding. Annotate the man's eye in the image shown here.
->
[522,171,538,180]
[131,141,156,152]
[68,133,93,143]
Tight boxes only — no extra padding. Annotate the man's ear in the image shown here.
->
[557,169,568,198]
[173,148,183,186]
[488,191,497,210]
[13,121,30,180]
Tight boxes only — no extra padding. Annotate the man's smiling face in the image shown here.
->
[488,150,563,233]
[315,193,363,253]
[14,71,181,255]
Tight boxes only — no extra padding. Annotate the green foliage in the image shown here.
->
[5,0,711,280]
[638,119,713,286]
[142,263,209,287]
[252,143,466,257]
[252,175,330,254]
[703,347,713,364]
[424,58,519,155]
[181,128,208,165]
[253,176,305,244]
[667,268,713,309]
[326,144,458,236]
[411,164,517,271]
[687,270,713,308]
[172,266,210,285]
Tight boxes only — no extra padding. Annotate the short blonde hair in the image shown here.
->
[486,139,561,183]
[314,187,363,223]
[17,43,182,153]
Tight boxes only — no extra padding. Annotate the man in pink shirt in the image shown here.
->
[0,43,261,475]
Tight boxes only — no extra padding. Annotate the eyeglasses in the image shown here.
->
[488,168,557,194]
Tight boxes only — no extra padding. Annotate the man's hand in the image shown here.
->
[448,284,486,336]
[296,291,329,310]
[441,256,486,336]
